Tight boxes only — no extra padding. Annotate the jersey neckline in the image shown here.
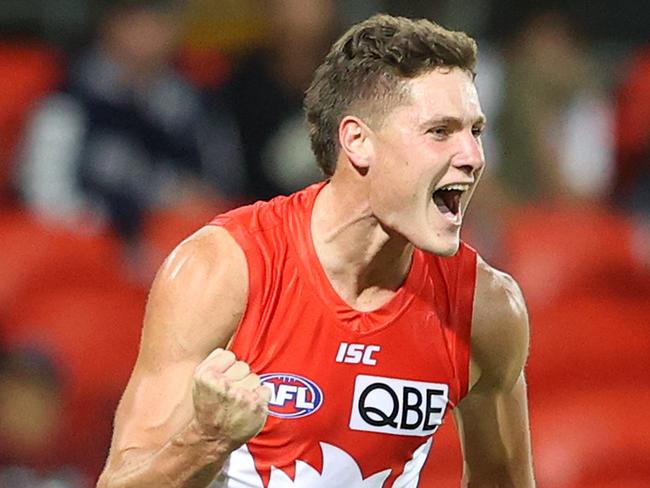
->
[292,181,428,334]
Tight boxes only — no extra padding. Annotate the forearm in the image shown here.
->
[461,464,535,488]
[459,419,535,487]
[97,421,231,488]
[457,379,535,488]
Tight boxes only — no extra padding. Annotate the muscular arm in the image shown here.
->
[97,226,266,487]
[454,257,535,487]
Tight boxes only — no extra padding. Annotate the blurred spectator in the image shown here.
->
[17,0,239,251]
[494,8,614,205]
[208,0,338,201]
[0,347,88,487]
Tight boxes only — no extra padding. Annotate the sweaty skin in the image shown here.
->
[98,67,534,487]
[457,258,534,487]
[97,227,267,488]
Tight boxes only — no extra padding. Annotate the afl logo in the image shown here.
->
[260,373,323,419]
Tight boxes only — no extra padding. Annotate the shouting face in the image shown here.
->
[366,67,486,256]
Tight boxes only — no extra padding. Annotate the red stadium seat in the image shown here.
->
[3,285,146,477]
[142,198,232,270]
[0,42,61,202]
[4,286,145,395]
[531,385,650,488]
[177,45,231,89]
[527,294,650,391]
[585,479,650,488]
[501,204,643,310]
[504,204,650,487]
[0,209,136,319]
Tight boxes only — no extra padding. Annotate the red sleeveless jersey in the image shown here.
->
[209,182,477,488]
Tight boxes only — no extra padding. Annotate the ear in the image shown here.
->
[338,115,373,172]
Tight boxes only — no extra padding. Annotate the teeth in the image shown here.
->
[438,183,469,192]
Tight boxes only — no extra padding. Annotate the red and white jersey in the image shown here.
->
[209,182,477,488]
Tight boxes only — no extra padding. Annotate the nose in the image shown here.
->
[452,130,485,175]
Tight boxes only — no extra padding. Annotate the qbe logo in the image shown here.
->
[260,373,324,419]
[349,375,449,437]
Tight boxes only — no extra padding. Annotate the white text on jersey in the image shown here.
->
[335,343,381,365]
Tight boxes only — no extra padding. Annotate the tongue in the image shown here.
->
[433,190,460,215]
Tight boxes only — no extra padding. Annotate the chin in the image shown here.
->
[408,233,459,257]
[430,241,460,257]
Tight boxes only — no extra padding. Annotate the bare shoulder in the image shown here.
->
[104,225,249,461]
[469,255,530,392]
[155,224,247,291]
[141,224,249,364]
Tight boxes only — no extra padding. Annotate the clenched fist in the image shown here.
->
[192,348,270,451]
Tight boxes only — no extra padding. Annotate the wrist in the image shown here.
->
[182,419,236,457]
[141,421,231,486]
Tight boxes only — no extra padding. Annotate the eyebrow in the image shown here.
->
[420,114,487,130]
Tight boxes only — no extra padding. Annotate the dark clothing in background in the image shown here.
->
[210,51,321,202]
[68,49,203,239]
[19,47,245,241]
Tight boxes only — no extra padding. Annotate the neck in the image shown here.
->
[311,175,414,310]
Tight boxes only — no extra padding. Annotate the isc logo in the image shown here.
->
[335,342,381,365]
[349,374,449,437]
[260,373,323,419]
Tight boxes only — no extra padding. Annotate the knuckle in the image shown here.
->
[234,360,251,373]
[199,373,229,395]
[233,388,248,403]
[220,350,236,362]
[193,366,216,384]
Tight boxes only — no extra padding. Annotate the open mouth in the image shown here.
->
[432,183,469,222]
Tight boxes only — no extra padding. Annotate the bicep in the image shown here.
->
[106,226,248,461]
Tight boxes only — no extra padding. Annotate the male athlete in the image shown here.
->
[98,14,535,488]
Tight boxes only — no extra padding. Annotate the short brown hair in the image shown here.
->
[304,14,478,176]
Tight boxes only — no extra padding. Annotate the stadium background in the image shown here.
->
[0,0,648,486]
